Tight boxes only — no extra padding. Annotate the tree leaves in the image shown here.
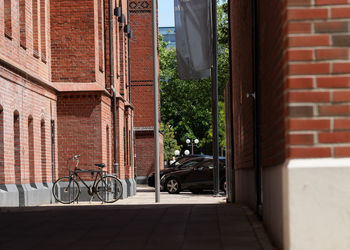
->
[160,1,229,155]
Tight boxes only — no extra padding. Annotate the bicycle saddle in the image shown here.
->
[95,163,106,168]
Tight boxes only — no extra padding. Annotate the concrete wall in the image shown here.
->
[262,164,286,249]
[284,159,350,250]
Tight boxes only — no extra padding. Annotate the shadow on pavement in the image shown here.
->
[0,203,274,250]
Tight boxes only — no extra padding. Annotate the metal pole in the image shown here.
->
[152,0,160,203]
[211,0,220,196]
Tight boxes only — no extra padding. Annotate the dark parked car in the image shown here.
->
[160,158,226,194]
[147,155,210,187]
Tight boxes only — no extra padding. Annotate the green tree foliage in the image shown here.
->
[160,1,229,155]
[161,122,182,162]
[201,101,226,149]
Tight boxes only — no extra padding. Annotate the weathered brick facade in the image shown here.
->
[227,0,350,248]
[0,0,136,206]
[129,0,164,183]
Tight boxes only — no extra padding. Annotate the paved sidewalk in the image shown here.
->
[0,185,275,250]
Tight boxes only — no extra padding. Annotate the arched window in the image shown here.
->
[4,0,12,38]
[98,0,104,72]
[40,0,47,61]
[32,0,39,57]
[50,120,55,182]
[14,111,21,184]
[106,125,110,173]
[41,119,47,183]
[19,0,26,47]
[28,116,35,184]
[0,106,4,184]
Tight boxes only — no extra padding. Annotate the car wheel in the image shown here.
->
[165,178,181,194]
[220,180,227,193]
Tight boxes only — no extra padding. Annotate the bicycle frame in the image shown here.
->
[70,169,105,192]
[68,155,105,192]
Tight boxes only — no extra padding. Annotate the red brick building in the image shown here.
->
[129,0,163,183]
[226,0,350,248]
[0,0,137,206]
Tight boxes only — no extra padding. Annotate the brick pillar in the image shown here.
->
[281,1,350,249]
[286,0,350,157]
[129,0,164,183]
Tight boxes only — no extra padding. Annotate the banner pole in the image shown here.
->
[211,0,220,196]
[152,0,160,203]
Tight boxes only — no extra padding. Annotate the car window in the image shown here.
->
[199,161,214,170]
[171,157,188,167]
[179,158,203,169]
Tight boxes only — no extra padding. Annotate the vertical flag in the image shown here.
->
[174,0,212,80]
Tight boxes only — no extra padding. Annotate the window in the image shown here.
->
[50,120,55,182]
[14,111,21,184]
[28,116,35,184]
[32,0,39,57]
[125,116,129,166]
[199,161,214,170]
[40,0,46,62]
[20,0,26,47]
[106,125,110,173]
[119,26,125,95]
[41,120,46,183]
[98,0,103,72]
[4,0,12,38]
[179,159,203,169]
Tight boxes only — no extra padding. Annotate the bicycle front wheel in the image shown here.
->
[96,176,123,203]
[52,176,80,204]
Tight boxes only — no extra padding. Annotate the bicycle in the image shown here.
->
[52,155,123,204]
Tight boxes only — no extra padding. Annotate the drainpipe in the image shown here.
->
[127,1,132,103]
[109,0,118,176]
[127,2,132,176]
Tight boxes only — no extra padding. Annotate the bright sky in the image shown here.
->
[158,0,175,27]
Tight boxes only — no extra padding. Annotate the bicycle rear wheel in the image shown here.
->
[96,176,123,203]
[52,176,80,204]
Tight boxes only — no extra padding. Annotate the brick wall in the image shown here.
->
[229,0,255,171]
[101,95,113,173]
[57,93,103,177]
[129,0,154,128]
[258,0,286,166]
[0,67,57,184]
[0,0,134,193]
[50,0,96,83]
[0,0,51,82]
[285,0,350,158]
[229,0,350,187]
[129,0,163,179]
